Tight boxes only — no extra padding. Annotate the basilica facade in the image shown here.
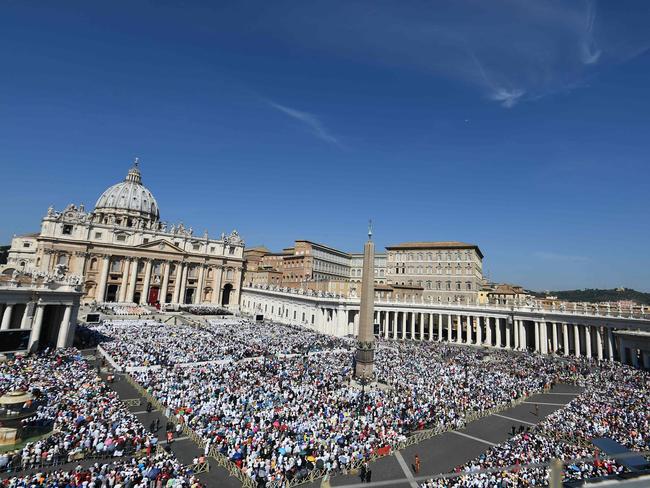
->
[4,162,245,308]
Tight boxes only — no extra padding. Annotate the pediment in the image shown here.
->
[137,239,184,253]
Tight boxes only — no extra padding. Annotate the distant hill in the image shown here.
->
[531,288,650,305]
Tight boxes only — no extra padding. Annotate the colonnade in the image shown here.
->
[241,289,643,363]
[0,300,77,350]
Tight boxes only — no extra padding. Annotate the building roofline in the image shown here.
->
[385,241,483,258]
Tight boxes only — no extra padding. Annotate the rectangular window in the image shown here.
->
[116,234,126,242]
[62,224,73,235]
[22,242,30,248]
[193,244,200,251]
[229,246,235,255]
[143,238,149,244]
[94,232,102,239]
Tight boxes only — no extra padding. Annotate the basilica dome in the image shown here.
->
[94,161,160,223]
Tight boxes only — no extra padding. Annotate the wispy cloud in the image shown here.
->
[267,100,339,146]
[249,0,650,108]
[534,251,589,263]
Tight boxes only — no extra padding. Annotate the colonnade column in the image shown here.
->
[466,315,472,344]
[420,313,426,340]
[447,314,452,343]
[456,315,462,344]
[160,261,171,305]
[596,327,604,360]
[56,305,72,348]
[552,322,558,354]
[540,322,548,354]
[519,321,526,351]
[28,304,45,349]
[140,259,153,305]
[563,323,569,356]
[383,312,389,339]
[437,313,443,342]
[585,325,592,359]
[505,319,511,349]
[513,319,519,350]
[96,255,110,303]
[534,322,540,352]
[606,328,614,360]
[393,312,398,340]
[400,312,406,340]
[410,312,416,340]
[1,305,13,330]
[485,317,492,346]
[428,313,434,341]
[574,324,581,357]
[126,258,139,303]
[118,259,131,302]
[476,316,482,345]
[495,317,501,348]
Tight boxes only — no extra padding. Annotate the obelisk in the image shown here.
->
[354,221,376,379]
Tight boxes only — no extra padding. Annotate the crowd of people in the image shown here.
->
[81,319,352,368]
[0,350,203,487]
[420,432,625,487]
[0,452,203,487]
[4,315,647,488]
[419,355,649,487]
[128,330,604,486]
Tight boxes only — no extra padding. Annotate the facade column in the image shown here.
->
[140,259,153,305]
[20,303,33,329]
[466,315,472,344]
[211,266,223,305]
[585,325,592,359]
[519,320,527,351]
[160,261,171,305]
[172,263,184,304]
[534,322,540,352]
[574,324,581,357]
[118,259,131,302]
[563,323,569,356]
[178,264,189,304]
[505,320,511,349]
[495,317,501,348]
[540,322,548,354]
[456,315,462,344]
[447,314,452,342]
[428,313,433,341]
[400,312,406,340]
[96,255,110,303]
[194,265,206,304]
[56,305,73,348]
[1,305,13,330]
[606,327,614,360]
[28,304,45,349]
[382,312,389,339]
[596,327,604,360]
[437,313,443,342]
[552,322,558,354]
[126,258,139,303]
[476,316,482,345]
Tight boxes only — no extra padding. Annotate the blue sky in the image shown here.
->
[1,1,649,291]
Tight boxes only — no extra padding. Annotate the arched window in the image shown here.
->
[56,254,68,266]
[89,258,98,271]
